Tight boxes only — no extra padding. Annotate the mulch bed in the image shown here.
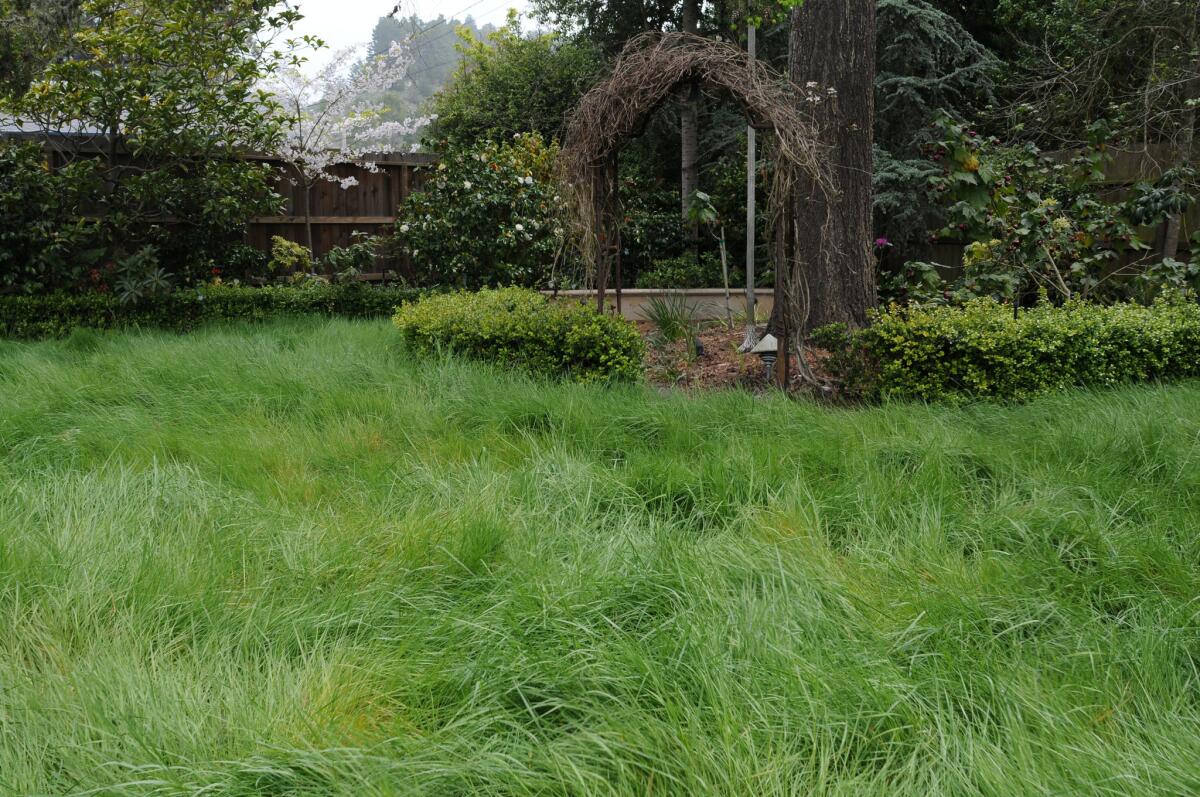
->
[639,322,832,393]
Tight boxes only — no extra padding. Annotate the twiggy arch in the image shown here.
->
[560,31,836,329]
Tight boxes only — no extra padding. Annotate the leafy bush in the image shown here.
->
[392,287,644,382]
[904,116,1146,304]
[269,236,313,275]
[0,139,104,293]
[636,253,724,289]
[617,173,688,281]
[815,298,1200,403]
[321,233,380,281]
[215,243,269,282]
[386,134,568,290]
[0,283,422,339]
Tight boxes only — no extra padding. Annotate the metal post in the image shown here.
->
[745,24,757,328]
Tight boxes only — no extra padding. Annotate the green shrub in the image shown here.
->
[636,253,723,289]
[392,287,644,382]
[386,134,567,289]
[0,282,422,339]
[321,233,380,281]
[427,15,602,145]
[816,298,1200,403]
[0,139,104,294]
[269,236,313,275]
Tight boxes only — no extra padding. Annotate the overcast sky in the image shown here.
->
[287,0,532,69]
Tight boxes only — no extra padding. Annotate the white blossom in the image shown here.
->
[261,41,431,193]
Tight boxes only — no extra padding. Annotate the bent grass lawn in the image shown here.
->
[1,319,1199,795]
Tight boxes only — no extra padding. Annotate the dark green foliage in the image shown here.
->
[876,0,997,155]
[0,140,104,293]
[873,0,998,251]
[0,0,81,98]
[321,234,380,280]
[636,252,724,289]
[0,283,422,339]
[993,0,1197,149]
[529,0,680,56]
[617,170,689,281]
[392,287,645,382]
[427,16,602,145]
[215,243,269,283]
[817,298,1200,402]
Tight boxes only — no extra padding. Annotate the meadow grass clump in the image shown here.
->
[1,318,1199,795]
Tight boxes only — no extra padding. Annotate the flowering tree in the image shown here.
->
[265,41,430,255]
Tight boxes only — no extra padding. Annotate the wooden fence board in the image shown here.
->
[243,154,435,269]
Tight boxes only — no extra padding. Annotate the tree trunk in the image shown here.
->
[303,181,314,260]
[680,0,700,238]
[771,0,877,333]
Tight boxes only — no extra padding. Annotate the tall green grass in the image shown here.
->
[1,318,1199,795]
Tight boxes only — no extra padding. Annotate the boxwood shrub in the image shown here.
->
[392,287,645,382]
[0,282,422,339]
[815,298,1200,403]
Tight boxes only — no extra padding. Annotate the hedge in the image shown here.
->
[393,287,645,383]
[0,283,423,339]
[815,298,1200,403]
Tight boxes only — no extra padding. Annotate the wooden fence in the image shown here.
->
[1,129,436,267]
[244,153,436,260]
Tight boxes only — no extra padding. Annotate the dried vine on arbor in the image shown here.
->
[559,31,838,336]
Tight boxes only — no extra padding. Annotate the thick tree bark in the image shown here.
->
[680,0,700,237]
[771,0,877,333]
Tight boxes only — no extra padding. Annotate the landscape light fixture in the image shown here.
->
[750,333,778,380]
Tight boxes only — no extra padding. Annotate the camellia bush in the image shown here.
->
[392,287,645,382]
[815,297,1200,403]
[386,134,569,289]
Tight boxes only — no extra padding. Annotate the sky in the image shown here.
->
[287,0,531,69]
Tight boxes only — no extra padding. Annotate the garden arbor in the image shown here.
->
[560,32,836,343]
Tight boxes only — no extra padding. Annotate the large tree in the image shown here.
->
[779,0,877,332]
[427,15,602,145]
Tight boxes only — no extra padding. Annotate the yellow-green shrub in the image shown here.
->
[392,288,645,382]
[815,298,1200,403]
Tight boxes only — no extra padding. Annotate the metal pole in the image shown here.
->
[744,25,758,345]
